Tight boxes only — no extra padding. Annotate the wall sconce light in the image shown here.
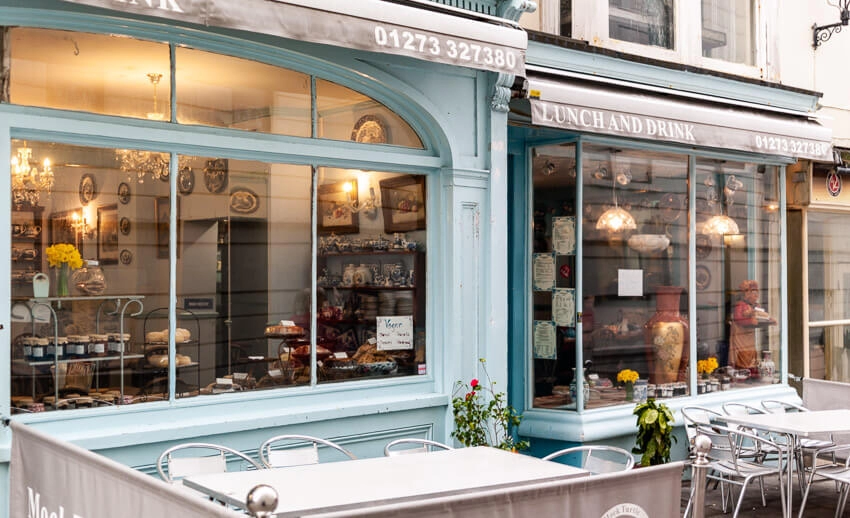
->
[342,180,378,219]
[72,210,94,240]
[813,0,850,47]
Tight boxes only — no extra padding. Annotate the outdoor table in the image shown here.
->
[721,408,850,518]
[182,445,589,516]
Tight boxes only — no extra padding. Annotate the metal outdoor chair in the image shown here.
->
[259,434,356,468]
[156,442,263,483]
[542,445,634,475]
[691,423,788,518]
[383,438,454,456]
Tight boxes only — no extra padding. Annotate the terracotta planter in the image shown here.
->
[644,286,688,385]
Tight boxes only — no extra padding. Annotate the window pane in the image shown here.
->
[609,0,674,49]
[701,0,755,65]
[807,212,850,323]
[316,80,423,148]
[176,47,311,136]
[583,145,689,408]
[316,169,427,383]
[10,140,169,413]
[528,144,577,410]
[695,159,781,390]
[9,28,171,119]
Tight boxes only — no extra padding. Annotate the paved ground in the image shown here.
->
[681,473,847,517]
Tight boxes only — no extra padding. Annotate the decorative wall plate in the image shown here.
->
[350,115,387,144]
[696,265,712,291]
[119,217,131,236]
[178,166,195,195]
[79,173,97,205]
[230,187,259,214]
[203,158,228,194]
[119,249,133,265]
[659,192,684,223]
[118,182,131,204]
[695,234,712,260]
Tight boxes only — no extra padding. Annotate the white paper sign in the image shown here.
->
[552,288,576,327]
[377,315,413,350]
[552,216,576,255]
[618,269,644,297]
[533,253,556,291]
[533,321,557,360]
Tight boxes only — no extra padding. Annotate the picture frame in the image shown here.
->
[318,181,359,235]
[379,175,426,233]
[155,196,181,259]
[117,182,131,204]
[49,209,84,256]
[97,204,119,265]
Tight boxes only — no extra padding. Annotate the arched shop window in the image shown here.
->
[5,27,429,413]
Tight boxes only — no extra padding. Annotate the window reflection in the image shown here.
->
[609,0,675,49]
[701,0,755,65]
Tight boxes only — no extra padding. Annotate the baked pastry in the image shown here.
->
[265,323,305,337]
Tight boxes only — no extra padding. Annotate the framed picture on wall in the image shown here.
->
[97,204,119,265]
[379,175,426,233]
[49,209,83,256]
[155,196,181,259]
[317,181,359,235]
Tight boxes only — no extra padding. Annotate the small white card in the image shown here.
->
[618,269,644,297]
[233,372,248,380]
[216,377,233,386]
[268,369,282,377]
[334,352,349,359]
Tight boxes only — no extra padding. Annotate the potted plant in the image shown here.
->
[632,398,676,466]
[451,358,529,452]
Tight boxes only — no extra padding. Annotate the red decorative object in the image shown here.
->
[559,264,571,279]
[644,286,688,385]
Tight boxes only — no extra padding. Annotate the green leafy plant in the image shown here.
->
[451,359,529,451]
[632,398,676,466]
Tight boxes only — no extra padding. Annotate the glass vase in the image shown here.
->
[55,263,70,297]
[624,382,634,402]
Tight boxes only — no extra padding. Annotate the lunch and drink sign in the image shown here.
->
[57,0,525,75]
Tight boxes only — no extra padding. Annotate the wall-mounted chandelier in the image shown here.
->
[11,142,54,208]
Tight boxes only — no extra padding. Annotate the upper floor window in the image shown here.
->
[701,0,755,65]
[609,0,675,50]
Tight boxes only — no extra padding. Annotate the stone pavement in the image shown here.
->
[681,473,847,517]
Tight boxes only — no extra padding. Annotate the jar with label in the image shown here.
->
[46,337,64,361]
[21,337,34,361]
[108,333,131,353]
[88,334,108,357]
[30,338,47,362]
[65,336,87,359]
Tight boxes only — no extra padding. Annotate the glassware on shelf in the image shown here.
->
[71,259,107,295]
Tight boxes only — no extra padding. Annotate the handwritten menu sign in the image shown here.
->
[377,315,413,350]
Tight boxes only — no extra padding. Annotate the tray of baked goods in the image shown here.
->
[142,343,195,368]
[264,320,305,338]
[145,327,194,345]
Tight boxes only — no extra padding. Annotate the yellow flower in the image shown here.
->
[697,357,719,375]
[45,243,84,269]
[617,369,639,384]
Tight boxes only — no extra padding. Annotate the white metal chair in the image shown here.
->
[259,434,356,468]
[797,452,850,518]
[383,438,453,456]
[156,442,263,483]
[542,445,634,475]
[692,423,788,518]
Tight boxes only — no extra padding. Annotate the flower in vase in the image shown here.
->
[697,357,719,378]
[617,369,639,385]
[45,243,83,269]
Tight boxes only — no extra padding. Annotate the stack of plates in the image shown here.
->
[360,294,378,321]
[395,292,414,316]
[378,292,397,316]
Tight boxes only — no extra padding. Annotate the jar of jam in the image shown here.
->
[88,334,108,357]
[30,338,47,361]
[108,333,131,354]
[46,337,64,361]
[65,335,86,359]
[21,337,35,361]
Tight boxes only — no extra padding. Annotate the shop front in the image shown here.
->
[508,65,832,455]
[0,0,527,512]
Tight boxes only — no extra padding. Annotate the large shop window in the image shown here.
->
[807,212,850,382]
[6,28,430,414]
[529,142,782,412]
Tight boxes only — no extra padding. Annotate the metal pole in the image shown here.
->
[689,434,712,518]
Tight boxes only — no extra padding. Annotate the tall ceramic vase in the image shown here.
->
[644,286,688,385]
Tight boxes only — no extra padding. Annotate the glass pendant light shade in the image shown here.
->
[596,206,637,232]
[702,214,740,236]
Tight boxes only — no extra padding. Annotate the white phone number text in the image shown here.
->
[755,135,828,157]
[374,26,519,71]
